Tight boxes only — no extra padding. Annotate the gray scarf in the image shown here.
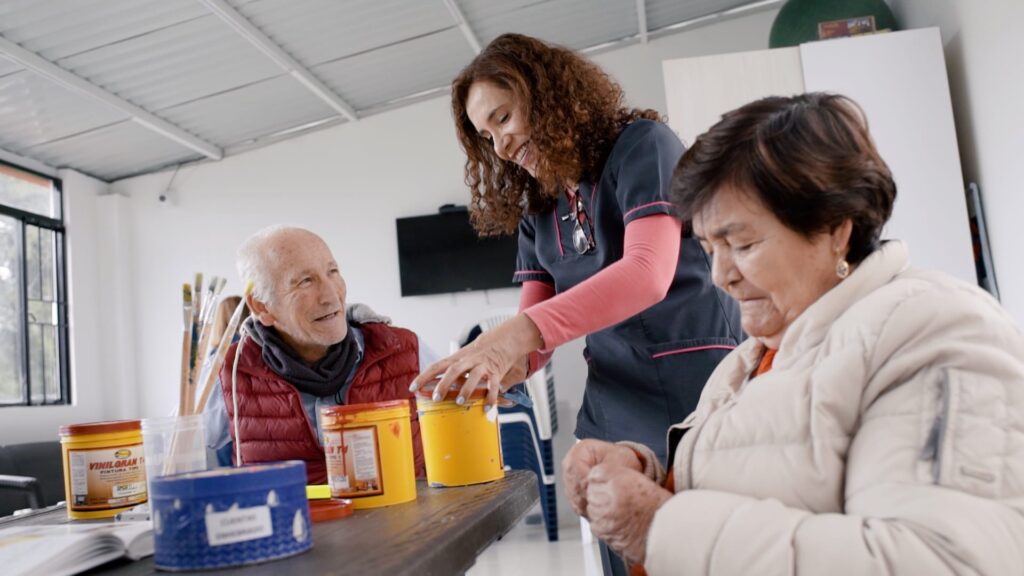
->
[243,316,359,400]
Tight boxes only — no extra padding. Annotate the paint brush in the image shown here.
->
[205,276,227,325]
[216,276,227,296]
[189,273,203,375]
[187,273,230,413]
[188,305,216,415]
[195,281,254,414]
[188,278,230,412]
[192,273,204,325]
[179,283,194,416]
[200,275,219,325]
[189,274,228,413]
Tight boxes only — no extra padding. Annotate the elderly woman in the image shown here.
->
[563,93,1024,575]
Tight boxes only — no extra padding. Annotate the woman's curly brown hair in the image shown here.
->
[452,33,660,236]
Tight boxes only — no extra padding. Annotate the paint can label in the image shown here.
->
[324,426,384,498]
[67,444,147,511]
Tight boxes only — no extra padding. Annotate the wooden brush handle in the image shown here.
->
[179,317,194,416]
[188,322,215,413]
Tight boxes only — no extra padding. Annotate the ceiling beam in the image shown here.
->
[636,0,649,44]
[0,145,58,177]
[197,0,358,122]
[651,0,784,38]
[443,0,482,54]
[0,35,223,160]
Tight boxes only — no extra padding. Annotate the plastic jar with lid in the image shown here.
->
[59,419,147,519]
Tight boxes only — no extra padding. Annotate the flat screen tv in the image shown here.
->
[396,207,519,297]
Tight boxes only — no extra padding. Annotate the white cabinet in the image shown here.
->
[663,28,976,284]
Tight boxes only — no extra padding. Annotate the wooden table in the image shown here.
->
[2,470,539,575]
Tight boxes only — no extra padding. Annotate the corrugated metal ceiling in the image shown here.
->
[0,0,779,182]
[461,0,639,51]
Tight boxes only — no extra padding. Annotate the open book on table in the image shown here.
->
[0,521,153,576]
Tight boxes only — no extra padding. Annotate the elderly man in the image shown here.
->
[203,225,431,483]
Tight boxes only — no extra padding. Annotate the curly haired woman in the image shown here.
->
[411,33,744,575]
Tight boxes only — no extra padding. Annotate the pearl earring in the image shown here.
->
[836,259,850,279]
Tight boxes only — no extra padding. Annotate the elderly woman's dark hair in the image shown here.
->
[672,93,895,264]
[452,33,659,236]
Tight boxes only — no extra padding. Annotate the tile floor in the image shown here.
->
[467,509,602,576]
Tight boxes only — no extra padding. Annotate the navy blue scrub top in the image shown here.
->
[513,120,744,464]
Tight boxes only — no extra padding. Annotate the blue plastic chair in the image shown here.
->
[498,388,558,541]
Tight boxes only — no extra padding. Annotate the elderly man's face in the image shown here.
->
[256,231,348,362]
[693,184,850,350]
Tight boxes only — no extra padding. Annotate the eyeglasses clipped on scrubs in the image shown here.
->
[561,193,596,254]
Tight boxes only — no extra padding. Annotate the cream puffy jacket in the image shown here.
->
[638,241,1024,575]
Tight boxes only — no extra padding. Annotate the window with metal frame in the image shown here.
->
[0,162,69,406]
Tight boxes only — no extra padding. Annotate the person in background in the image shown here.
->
[411,33,743,575]
[203,225,434,482]
[563,93,1024,575]
[209,295,248,347]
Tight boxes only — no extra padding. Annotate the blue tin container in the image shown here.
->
[150,461,312,571]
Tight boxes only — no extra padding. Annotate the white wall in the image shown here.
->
[891,0,1024,323]
[104,7,781,526]
[96,193,139,421]
[2,169,115,444]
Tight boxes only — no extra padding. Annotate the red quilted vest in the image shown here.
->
[219,322,424,484]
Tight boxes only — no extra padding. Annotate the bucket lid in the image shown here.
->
[150,460,307,499]
[59,419,141,437]
[414,382,512,407]
[310,498,353,523]
[321,399,409,416]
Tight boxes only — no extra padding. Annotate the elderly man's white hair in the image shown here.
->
[236,224,316,303]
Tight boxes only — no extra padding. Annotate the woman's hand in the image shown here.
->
[562,440,644,517]
[410,314,543,408]
[586,464,672,566]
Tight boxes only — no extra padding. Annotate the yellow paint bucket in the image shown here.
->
[59,420,147,519]
[416,390,504,487]
[320,400,417,509]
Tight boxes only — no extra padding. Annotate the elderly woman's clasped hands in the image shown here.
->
[563,440,672,565]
